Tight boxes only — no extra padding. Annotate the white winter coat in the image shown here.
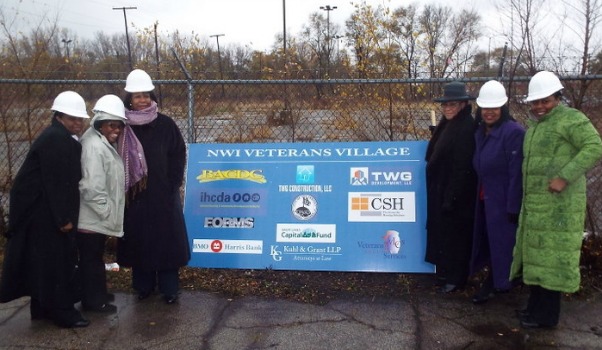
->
[77,122,125,237]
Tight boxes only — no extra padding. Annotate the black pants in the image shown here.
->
[526,285,561,326]
[132,268,179,296]
[76,232,109,308]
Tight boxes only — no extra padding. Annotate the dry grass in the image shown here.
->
[1,234,601,304]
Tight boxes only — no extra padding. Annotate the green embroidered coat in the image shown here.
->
[510,104,602,292]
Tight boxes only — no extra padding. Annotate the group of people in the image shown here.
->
[425,71,602,329]
[0,67,599,331]
[0,69,190,328]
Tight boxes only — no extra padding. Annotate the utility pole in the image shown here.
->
[61,38,72,63]
[319,5,337,77]
[210,34,225,97]
[113,6,137,71]
[279,0,291,127]
[154,22,163,108]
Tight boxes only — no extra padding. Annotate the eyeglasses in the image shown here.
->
[440,101,461,108]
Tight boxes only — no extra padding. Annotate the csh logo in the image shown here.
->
[348,192,416,222]
[204,217,255,228]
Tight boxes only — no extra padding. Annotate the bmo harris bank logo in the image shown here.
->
[348,192,416,222]
[192,239,263,254]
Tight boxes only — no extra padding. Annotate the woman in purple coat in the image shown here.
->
[470,80,525,304]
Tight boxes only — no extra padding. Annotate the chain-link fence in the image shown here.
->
[1,77,602,235]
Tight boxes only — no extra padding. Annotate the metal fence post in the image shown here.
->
[171,48,195,143]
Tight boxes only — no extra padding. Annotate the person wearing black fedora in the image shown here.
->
[425,81,478,293]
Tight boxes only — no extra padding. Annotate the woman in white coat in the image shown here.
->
[77,95,127,313]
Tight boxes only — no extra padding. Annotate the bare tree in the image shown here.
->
[418,5,481,78]
[560,0,602,109]
[419,5,448,78]
[389,5,421,80]
[346,2,383,79]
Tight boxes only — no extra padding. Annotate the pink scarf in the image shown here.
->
[118,102,158,193]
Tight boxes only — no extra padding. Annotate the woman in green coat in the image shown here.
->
[510,71,602,329]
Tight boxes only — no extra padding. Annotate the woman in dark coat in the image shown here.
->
[117,69,190,304]
[425,81,477,293]
[470,80,525,304]
[0,91,91,328]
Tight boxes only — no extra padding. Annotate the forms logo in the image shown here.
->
[204,217,255,228]
[350,167,369,185]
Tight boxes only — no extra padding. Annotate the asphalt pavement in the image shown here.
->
[1,275,601,349]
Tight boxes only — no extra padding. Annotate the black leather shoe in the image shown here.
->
[164,295,178,304]
[439,284,461,293]
[520,318,556,329]
[515,309,530,320]
[472,283,496,304]
[472,291,495,304]
[434,277,447,287]
[65,318,90,328]
[83,303,117,313]
[138,291,152,300]
[30,306,51,320]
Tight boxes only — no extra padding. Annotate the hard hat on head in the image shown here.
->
[124,69,155,93]
[92,94,127,121]
[51,91,90,119]
[476,80,508,108]
[525,71,564,102]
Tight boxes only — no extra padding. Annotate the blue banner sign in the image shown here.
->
[184,141,435,273]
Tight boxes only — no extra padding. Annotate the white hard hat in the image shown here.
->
[93,94,127,121]
[51,91,90,119]
[476,80,508,108]
[124,69,155,93]
[525,71,564,102]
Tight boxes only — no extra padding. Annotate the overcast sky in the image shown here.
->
[1,0,502,51]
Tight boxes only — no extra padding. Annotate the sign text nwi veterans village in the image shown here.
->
[184,141,435,273]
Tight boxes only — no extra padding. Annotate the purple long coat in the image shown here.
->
[470,119,525,290]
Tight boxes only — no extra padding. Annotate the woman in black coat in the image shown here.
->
[425,82,477,293]
[0,91,91,328]
[116,69,190,304]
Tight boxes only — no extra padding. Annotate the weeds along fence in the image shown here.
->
[1,77,602,236]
